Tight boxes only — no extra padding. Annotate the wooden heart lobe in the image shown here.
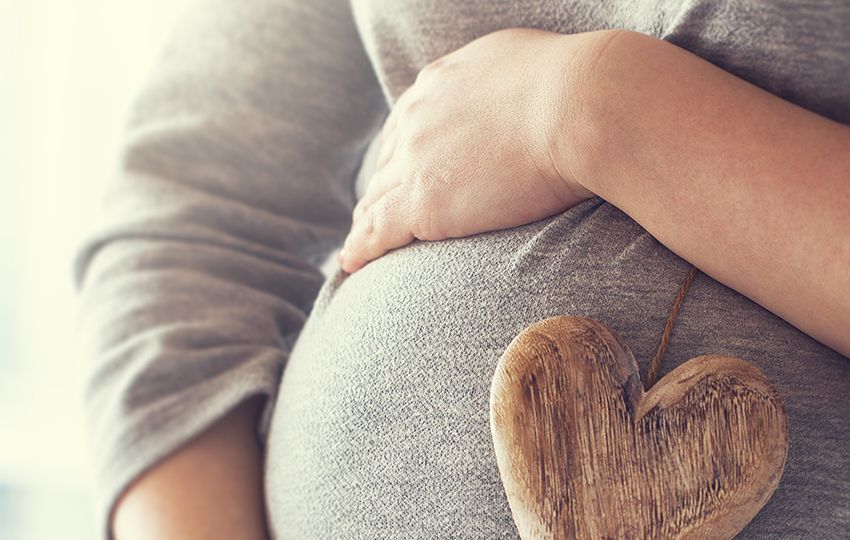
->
[490,316,789,540]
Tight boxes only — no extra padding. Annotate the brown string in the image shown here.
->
[644,265,700,390]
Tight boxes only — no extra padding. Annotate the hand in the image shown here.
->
[339,28,604,273]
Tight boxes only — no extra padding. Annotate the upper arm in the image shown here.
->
[74,1,387,537]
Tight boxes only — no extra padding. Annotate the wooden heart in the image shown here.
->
[490,316,788,540]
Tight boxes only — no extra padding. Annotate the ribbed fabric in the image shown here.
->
[73,1,850,538]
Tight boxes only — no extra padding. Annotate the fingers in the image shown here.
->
[353,162,403,222]
[383,84,413,136]
[375,127,397,170]
[351,106,404,223]
[375,83,414,154]
[341,186,416,273]
[341,86,419,272]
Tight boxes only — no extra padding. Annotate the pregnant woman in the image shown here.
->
[74,0,850,538]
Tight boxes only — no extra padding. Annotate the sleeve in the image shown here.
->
[71,0,387,536]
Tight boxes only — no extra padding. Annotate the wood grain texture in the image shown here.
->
[490,316,788,540]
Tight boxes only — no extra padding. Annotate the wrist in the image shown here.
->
[546,29,649,201]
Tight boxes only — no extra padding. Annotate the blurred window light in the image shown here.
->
[1,0,191,537]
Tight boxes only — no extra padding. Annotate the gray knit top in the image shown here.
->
[74,1,850,538]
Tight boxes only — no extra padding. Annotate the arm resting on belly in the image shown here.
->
[555,30,850,357]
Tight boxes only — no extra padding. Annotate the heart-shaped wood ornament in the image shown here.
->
[491,316,788,540]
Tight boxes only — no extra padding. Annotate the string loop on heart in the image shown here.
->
[645,265,700,390]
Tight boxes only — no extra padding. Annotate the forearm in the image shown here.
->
[113,398,269,540]
[558,30,850,356]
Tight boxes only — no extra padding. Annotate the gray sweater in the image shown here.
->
[74,0,850,538]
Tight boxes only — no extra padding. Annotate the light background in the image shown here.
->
[1,0,192,537]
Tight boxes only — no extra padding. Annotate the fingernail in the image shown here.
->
[337,249,345,265]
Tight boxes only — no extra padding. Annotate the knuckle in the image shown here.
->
[367,197,395,237]
[402,95,425,115]
[410,195,434,224]
[414,67,428,85]
[410,203,442,241]
[415,56,460,87]
[417,57,444,79]
[368,200,387,230]
[424,56,445,71]
[402,128,431,153]
[389,88,413,118]
[408,167,440,196]
[363,204,378,235]
[365,199,398,257]
[376,146,393,169]
[406,175,445,241]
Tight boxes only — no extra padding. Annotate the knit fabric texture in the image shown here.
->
[73,0,850,538]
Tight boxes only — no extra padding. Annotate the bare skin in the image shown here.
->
[112,398,269,540]
[113,27,849,538]
[341,28,850,358]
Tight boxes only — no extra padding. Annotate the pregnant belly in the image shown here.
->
[264,199,850,539]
